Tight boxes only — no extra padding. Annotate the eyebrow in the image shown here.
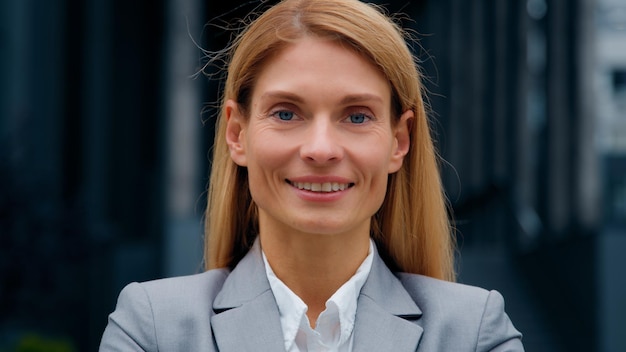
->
[339,93,384,105]
[260,90,384,106]
[260,91,305,104]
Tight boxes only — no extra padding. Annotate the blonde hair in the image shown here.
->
[205,0,455,281]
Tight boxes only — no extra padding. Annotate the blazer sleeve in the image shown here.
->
[475,290,524,352]
[99,282,158,352]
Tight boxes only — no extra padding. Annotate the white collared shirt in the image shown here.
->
[262,240,374,352]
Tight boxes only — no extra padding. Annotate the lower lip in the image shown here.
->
[290,185,351,202]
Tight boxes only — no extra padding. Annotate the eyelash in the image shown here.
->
[268,108,375,124]
[269,109,298,122]
[344,112,373,124]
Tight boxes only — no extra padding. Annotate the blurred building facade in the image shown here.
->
[593,1,626,351]
[1,0,624,351]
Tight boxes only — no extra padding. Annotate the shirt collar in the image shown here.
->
[262,240,374,351]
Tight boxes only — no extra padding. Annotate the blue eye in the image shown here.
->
[276,111,294,121]
[348,113,368,124]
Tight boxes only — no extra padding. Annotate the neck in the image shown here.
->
[259,223,370,325]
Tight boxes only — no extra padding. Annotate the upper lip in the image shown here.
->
[286,176,354,184]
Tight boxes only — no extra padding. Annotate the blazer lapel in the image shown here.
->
[352,247,424,351]
[210,240,285,352]
[210,240,423,351]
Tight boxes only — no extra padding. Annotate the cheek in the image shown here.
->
[248,138,289,170]
[352,134,395,172]
[244,132,292,194]
[359,143,394,204]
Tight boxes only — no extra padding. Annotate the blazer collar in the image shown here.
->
[352,244,424,351]
[211,239,424,351]
[211,239,285,351]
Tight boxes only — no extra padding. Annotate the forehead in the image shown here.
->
[251,37,391,104]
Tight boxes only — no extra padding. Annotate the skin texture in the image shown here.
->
[225,37,412,325]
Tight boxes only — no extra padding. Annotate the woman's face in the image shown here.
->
[226,37,411,239]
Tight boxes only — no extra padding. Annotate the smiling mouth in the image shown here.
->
[286,180,354,193]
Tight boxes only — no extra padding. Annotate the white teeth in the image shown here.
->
[292,181,349,192]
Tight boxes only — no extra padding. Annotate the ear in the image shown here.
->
[225,99,248,166]
[388,109,413,173]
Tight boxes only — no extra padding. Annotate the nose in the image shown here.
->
[299,118,343,164]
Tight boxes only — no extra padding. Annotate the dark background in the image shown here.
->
[1,0,625,351]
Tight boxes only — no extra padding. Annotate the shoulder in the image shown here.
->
[396,273,494,328]
[139,269,230,303]
[397,272,492,307]
[119,269,231,317]
[122,269,231,326]
[99,269,230,352]
[396,273,524,351]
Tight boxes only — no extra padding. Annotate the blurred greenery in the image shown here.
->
[0,334,75,352]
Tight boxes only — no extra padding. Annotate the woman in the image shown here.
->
[100,0,524,351]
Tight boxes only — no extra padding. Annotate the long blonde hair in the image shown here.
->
[205,0,455,281]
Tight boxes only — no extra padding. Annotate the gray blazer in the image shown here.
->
[100,241,523,351]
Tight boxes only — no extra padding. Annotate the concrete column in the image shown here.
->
[598,229,626,352]
[163,0,205,277]
[545,0,573,235]
[83,0,112,240]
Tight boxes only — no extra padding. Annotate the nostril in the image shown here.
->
[300,143,343,163]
